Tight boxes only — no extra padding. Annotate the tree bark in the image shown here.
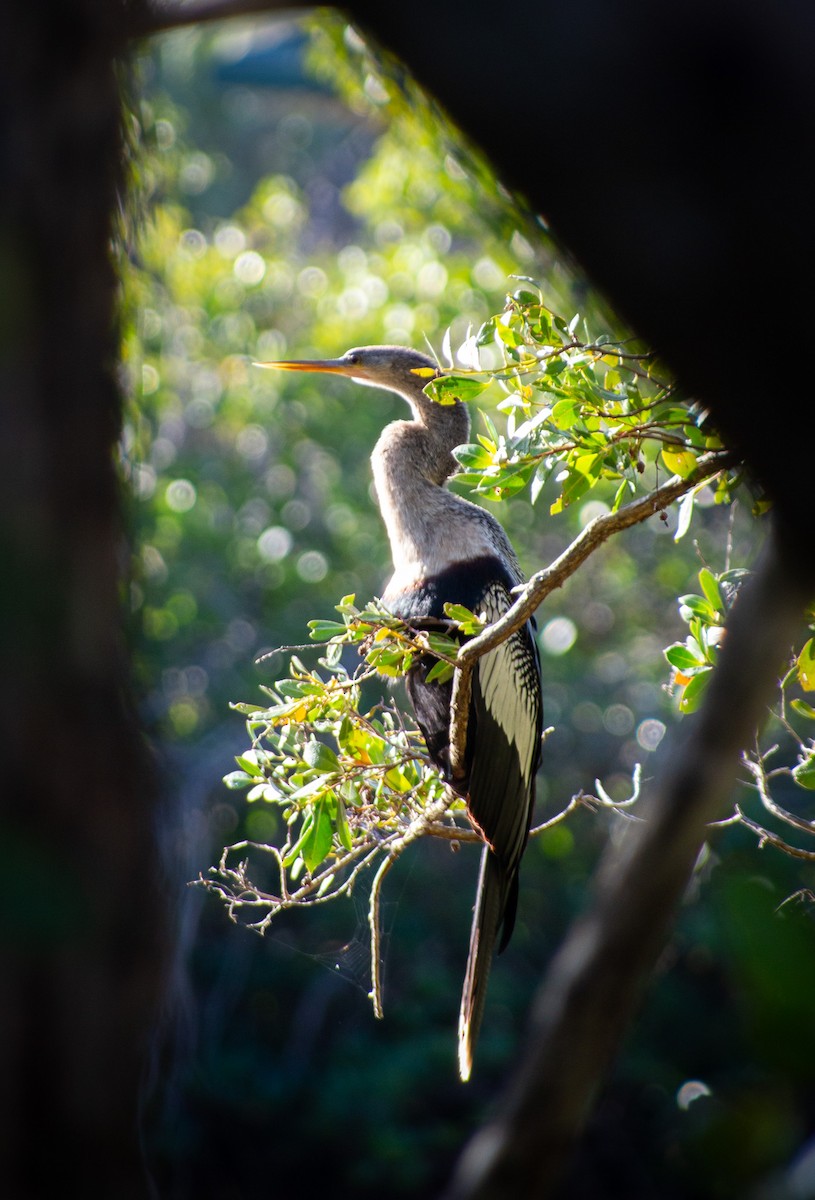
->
[348,0,815,551]
[0,4,164,1194]
[442,527,814,1198]
[24,2,812,1194]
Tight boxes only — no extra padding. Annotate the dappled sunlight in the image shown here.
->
[122,13,815,1200]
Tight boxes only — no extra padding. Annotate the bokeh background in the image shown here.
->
[125,13,815,1198]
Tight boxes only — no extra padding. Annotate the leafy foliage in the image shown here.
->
[664,567,815,852]
[664,566,746,714]
[202,299,734,976]
[433,287,733,514]
[215,596,458,904]
[203,282,815,1043]
[130,17,815,1200]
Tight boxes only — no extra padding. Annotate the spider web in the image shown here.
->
[268,885,403,1001]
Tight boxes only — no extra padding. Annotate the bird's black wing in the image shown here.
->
[387,556,543,1079]
[467,580,542,945]
[388,559,543,863]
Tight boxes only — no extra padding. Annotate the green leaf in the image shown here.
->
[424,658,455,684]
[792,752,815,790]
[495,322,524,349]
[366,643,412,676]
[557,469,591,509]
[425,375,490,404]
[283,811,314,867]
[665,643,705,671]
[512,288,539,306]
[422,631,458,657]
[303,739,339,774]
[480,410,500,445]
[698,568,723,612]
[791,699,815,721]
[443,602,485,635]
[335,796,353,851]
[275,679,311,698]
[236,753,263,777]
[662,447,698,478]
[530,459,550,505]
[550,398,580,430]
[223,770,253,789]
[797,638,815,692]
[289,776,330,804]
[678,594,717,622]
[453,442,494,469]
[674,490,695,542]
[308,619,347,642]
[612,477,635,512]
[385,766,413,792]
[302,799,334,873]
[476,318,496,346]
[678,669,711,713]
[551,455,600,511]
[323,640,343,668]
[231,702,266,716]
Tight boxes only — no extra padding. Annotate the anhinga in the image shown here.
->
[260,346,543,1080]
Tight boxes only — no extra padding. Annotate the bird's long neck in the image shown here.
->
[371,390,489,585]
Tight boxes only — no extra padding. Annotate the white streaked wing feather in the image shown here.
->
[477,638,540,783]
[475,580,540,782]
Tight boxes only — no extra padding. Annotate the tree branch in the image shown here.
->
[448,450,733,778]
[134,0,308,39]
[442,520,814,1199]
[368,793,453,1017]
[734,805,815,862]
[742,751,815,836]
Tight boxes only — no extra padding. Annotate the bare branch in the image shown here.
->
[742,751,815,836]
[735,806,815,862]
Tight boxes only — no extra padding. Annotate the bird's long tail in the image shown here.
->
[457,846,508,1082]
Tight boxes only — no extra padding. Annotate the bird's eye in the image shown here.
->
[346,352,360,365]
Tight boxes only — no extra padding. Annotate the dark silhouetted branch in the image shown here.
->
[443,524,814,1199]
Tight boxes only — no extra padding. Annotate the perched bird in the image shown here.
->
[260,346,543,1079]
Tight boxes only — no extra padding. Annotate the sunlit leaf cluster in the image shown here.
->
[124,24,815,1193]
[207,594,468,926]
[427,288,733,514]
[663,567,747,714]
[121,65,553,742]
[663,569,815,850]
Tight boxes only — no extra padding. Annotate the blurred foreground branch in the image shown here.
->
[136,0,305,37]
[443,523,815,1199]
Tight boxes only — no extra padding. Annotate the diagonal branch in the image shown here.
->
[448,449,733,778]
[442,522,815,1199]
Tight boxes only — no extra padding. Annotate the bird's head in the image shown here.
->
[255,345,440,399]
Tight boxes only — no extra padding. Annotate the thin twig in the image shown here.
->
[735,805,815,861]
[742,752,815,836]
[368,853,398,1019]
[367,793,454,1018]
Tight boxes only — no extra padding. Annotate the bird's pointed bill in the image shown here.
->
[253,359,356,375]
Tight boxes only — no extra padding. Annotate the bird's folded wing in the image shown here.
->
[467,584,542,873]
